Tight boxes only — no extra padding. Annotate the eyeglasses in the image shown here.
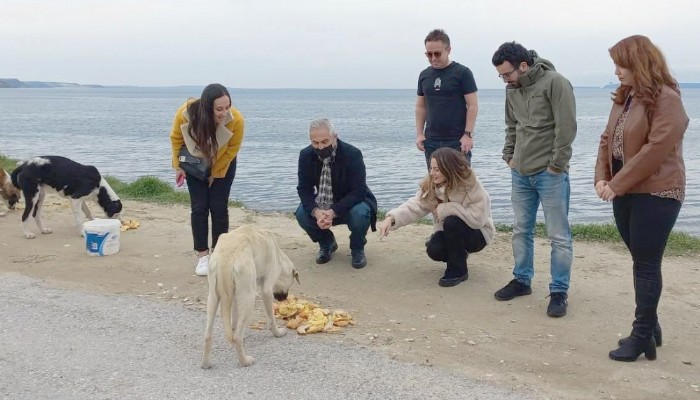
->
[425,51,443,59]
[498,68,518,80]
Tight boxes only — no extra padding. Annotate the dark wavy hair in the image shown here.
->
[187,83,231,164]
[609,35,680,111]
[419,148,474,202]
[491,41,534,67]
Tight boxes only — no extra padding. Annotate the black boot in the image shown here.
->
[609,273,661,362]
[440,219,468,287]
[609,336,657,361]
[618,322,662,347]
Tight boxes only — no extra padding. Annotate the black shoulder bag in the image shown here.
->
[178,146,211,181]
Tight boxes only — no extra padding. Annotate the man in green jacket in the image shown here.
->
[491,42,577,318]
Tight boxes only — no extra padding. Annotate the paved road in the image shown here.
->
[0,274,534,400]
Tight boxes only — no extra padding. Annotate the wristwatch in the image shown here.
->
[464,130,473,138]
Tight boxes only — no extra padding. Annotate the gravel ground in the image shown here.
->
[0,274,537,400]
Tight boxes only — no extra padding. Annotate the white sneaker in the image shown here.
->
[195,255,209,276]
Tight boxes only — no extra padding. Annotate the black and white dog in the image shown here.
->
[11,156,122,239]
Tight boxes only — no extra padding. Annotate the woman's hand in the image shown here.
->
[595,180,608,199]
[175,169,186,187]
[595,180,617,201]
[378,216,394,240]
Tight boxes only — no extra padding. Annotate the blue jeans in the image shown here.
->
[423,138,472,170]
[511,169,572,293]
[295,202,372,251]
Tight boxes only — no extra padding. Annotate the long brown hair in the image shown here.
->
[609,35,680,112]
[187,83,231,164]
[419,148,474,202]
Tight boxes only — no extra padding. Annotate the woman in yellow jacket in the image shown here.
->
[170,83,244,276]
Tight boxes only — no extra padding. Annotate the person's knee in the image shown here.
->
[443,216,464,232]
[426,243,446,262]
[191,201,208,217]
[294,204,313,227]
[347,204,371,231]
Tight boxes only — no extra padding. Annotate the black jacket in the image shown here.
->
[297,139,377,231]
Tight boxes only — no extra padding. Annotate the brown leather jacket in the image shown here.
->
[595,85,688,196]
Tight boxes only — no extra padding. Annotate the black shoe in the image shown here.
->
[350,249,367,269]
[439,272,468,287]
[609,336,657,362]
[619,323,662,347]
[546,292,568,318]
[316,241,338,264]
[494,279,532,301]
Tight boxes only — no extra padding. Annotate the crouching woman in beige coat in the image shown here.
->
[379,148,495,287]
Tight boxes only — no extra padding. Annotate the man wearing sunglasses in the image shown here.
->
[416,29,479,169]
[491,42,577,318]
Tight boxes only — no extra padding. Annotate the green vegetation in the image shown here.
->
[495,222,699,256]
[0,154,17,171]
[2,153,698,255]
[104,175,244,207]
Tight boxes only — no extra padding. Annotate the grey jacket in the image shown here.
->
[502,56,577,175]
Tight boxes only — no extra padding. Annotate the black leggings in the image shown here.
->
[426,216,486,278]
[612,193,681,337]
[186,158,237,252]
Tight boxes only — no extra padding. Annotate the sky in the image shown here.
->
[2,0,699,89]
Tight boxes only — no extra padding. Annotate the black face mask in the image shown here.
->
[314,145,334,159]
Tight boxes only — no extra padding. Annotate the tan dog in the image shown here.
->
[0,168,21,217]
[201,225,300,368]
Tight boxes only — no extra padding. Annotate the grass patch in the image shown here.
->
[495,222,700,256]
[0,154,18,171]
[105,175,244,207]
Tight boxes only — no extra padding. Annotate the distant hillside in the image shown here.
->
[0,78,103,88]
[602,82,700,89]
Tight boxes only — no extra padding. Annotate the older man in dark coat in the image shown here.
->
[295,118,377,269]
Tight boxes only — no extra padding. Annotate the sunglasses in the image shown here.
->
[425,51,443,59]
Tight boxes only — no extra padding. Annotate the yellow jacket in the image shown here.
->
[169,99,245,178]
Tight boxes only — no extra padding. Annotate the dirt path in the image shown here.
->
[1,198,699,399]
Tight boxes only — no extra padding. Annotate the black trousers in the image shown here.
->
[426,216,486,278]
[185,158,237,252]
[612,193,681,338]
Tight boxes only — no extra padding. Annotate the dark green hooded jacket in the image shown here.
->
[502,55,577,175]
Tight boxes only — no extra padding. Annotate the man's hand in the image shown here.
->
[416,133,426,152]
[460,135,473,153]
[314,209,334,229]
[507,159,515,169]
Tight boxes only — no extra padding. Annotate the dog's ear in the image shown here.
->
[293,269,300,285]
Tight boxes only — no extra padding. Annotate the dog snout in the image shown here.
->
[273,291,289,302]
[8,195,19,209]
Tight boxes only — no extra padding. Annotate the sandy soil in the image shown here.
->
[1,197,699,399]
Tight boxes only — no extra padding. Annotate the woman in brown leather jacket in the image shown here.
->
[594,35,689,362]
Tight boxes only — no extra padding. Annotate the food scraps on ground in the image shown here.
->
[120,219,140,231]
[271,294,354,335]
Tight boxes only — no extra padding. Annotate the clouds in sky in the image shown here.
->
[2,0,698,88]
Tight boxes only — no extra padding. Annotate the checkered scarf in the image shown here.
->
[315,150,336,210]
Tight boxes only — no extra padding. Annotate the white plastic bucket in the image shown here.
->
[83,219,121,256]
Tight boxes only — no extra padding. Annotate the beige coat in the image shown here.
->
[386,175,495,244]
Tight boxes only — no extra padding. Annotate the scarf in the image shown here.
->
[315,150,336,210]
